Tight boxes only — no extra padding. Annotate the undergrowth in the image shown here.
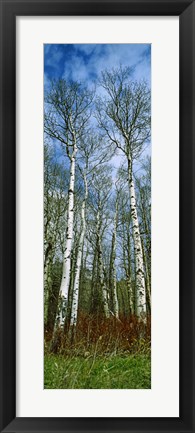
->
[44,314,151,389]
[45,313,151,356]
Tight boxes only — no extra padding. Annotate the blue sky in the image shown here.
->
[44,44,151,173]
[44,43,151,87]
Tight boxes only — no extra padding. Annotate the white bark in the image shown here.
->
[70,173,88,326]
[141,236,151,312]
[102,274,110,318]
[58,149,77,326]
[128,160,146,319]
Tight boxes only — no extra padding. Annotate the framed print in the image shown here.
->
[0,0,194,432]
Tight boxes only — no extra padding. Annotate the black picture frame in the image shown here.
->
[0,0,194,432]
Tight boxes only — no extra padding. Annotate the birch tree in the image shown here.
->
[88,166,112,317]
[97,67,150,319]
[70,169,88,326]
[70,136,111,325]
[135,161,151,313]
[45,79,94,327]
[109,185,120,318]
[116,182,134,315]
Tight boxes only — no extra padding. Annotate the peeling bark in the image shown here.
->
[70,173,88,326]
[128,158,146,319]
[141,236,151,314]
[58,148,77,326]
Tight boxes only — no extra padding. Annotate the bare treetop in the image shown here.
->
[45,78,95,155]
[97,66,151,161]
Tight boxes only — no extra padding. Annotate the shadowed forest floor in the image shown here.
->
[44,354,151,389]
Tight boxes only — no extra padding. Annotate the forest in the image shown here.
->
[44,51,151,389]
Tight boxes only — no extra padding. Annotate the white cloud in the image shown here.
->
[62,44,150,87]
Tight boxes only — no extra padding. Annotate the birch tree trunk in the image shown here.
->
[96,210,110,318]
[90,249,97,313]
[141,236,151,313]
[58,148,77,326]
[139,185,151,288]
[127,232,134,315]
[109,199,119,318]
[121,221,134,314]
[128,159,146,319]
[70,173,88,326]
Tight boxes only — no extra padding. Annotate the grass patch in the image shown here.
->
[44,354,151,389]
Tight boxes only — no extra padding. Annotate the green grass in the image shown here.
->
[44,354,151,389]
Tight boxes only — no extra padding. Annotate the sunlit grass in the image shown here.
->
[44,354,151,389]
